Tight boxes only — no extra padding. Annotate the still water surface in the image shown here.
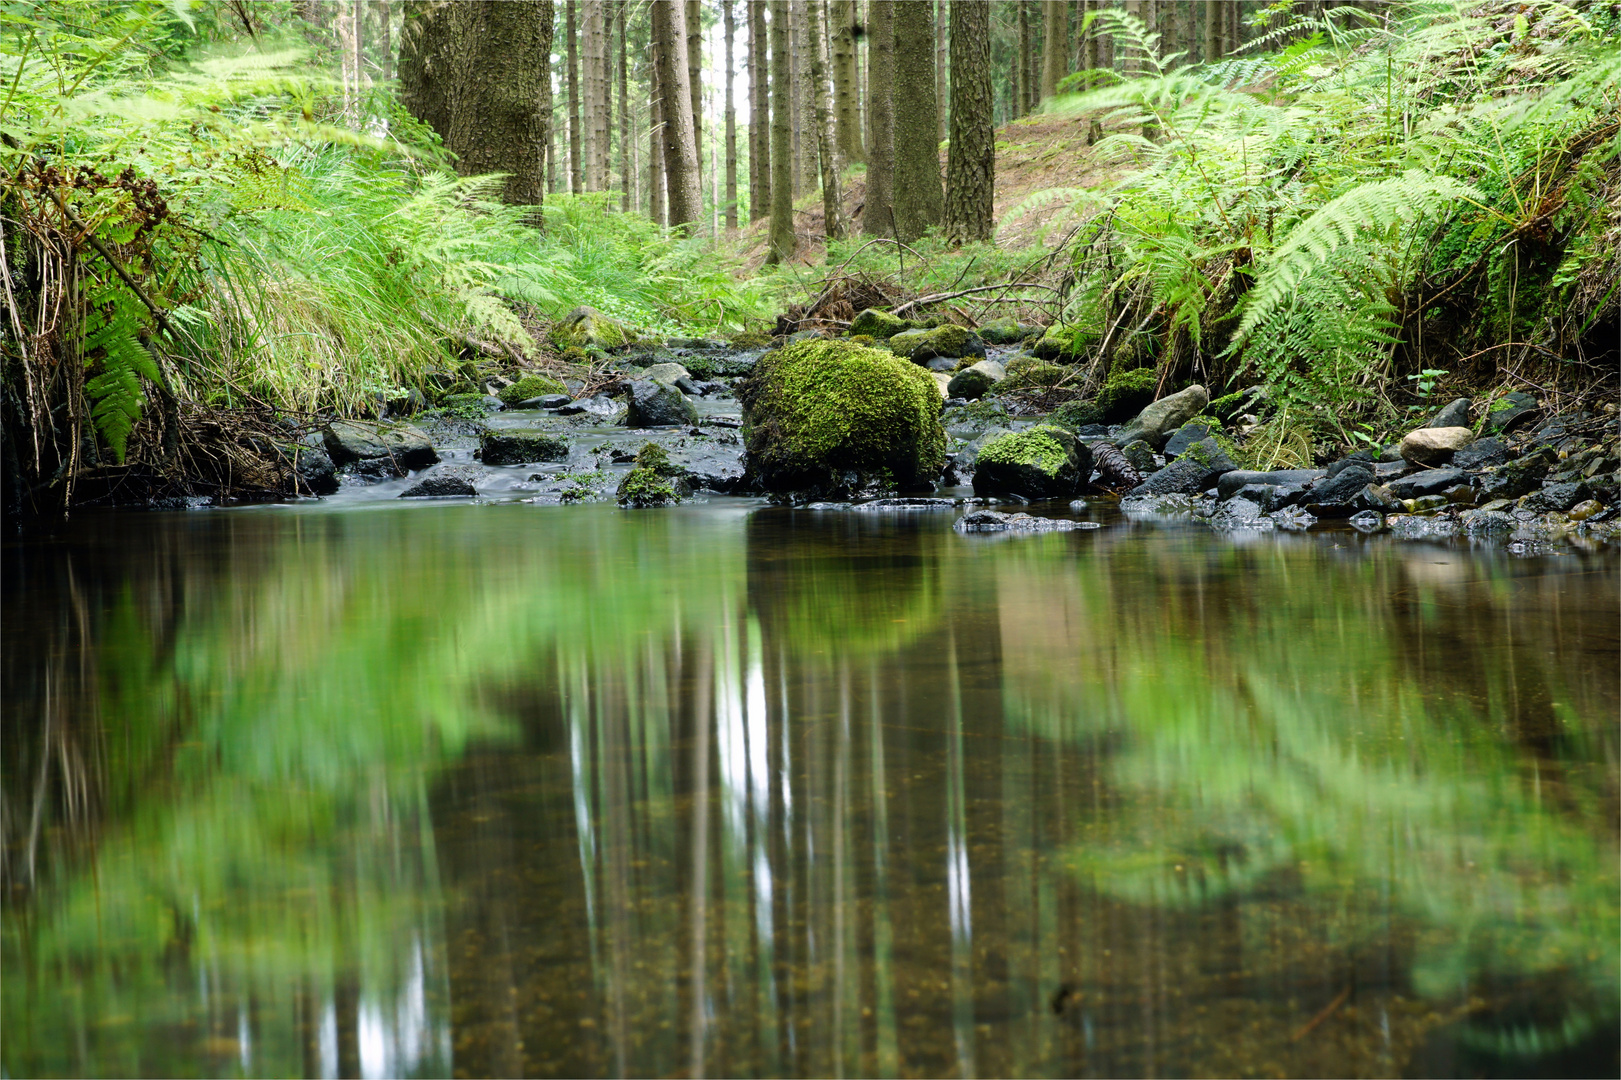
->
[3,501,1617,1078]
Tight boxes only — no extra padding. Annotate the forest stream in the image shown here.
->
[3,494,1616,1079]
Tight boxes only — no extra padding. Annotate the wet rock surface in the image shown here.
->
[323,421,439,476]
[954,509,1098,533]
[480,430,569,466]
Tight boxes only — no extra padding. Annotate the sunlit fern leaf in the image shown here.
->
[82,284,162,463]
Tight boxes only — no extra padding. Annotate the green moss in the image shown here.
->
[1096,366,1157,421]
[991,362,1067,394]
[551,306,635,350]
[848,334,877,347]
[730,331,774,350]
[849,308,915,339]
[560,346,591,364]
[633,441,680,476]
[616,465,682,506]
[1208,392,1248,422]
[738,339,947,488]
[1047,399,1104,430]
[433,393,489,419]
[976,426,1071,477]
[498,373,568,406]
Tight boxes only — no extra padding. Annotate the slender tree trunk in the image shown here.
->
[1228,0,1241,54]
[687,0,704,195]
[935,0,948,143]
[583,0,602,189]
[654,0,702,229]
[377,0,391,82]
[1017,0,1033,114]
[724,0,739,231]
[944,0,992,244]
[1040,0,1066,98]
[808,0,846,241]
[649,38,667,225]
[863,0,895,238]
[566,0,583,192]
[1204,0,1220,62]
[891,0,941,243]
[749,0,771,222]
[832,0,861,162]
[766,0,798,261]
[618,0,630,209]
[398,0,555,216]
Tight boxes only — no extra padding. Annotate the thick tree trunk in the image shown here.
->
[582,0,602,190]
[808,0,846,241]
[935,0,948,143]
[1040,0,1067,98]
[766,0,797,261]
[724,0,738,231]
[944,0,992,244]
[686,0,703,190]
[891,0,941,243]
[398,0,555,215]
[654,0,703,229]
[1017,0,1033,114]
[649,38,667,224]
[833,0,861,163]
[1204,0,1220,62]
[862,0,895,238]
[618,0,630,209]
[748,0,771,222]
[566,0,583,192]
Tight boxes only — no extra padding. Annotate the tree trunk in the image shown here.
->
[833,0,861,163]
[935,0,948,143]
[582,0,601,190]
[686,0,704,191]
[891,0,941,243]
[944,0,993,244]
[618,0,630,209]
[1017,0,1033,114]
[1204,0,1220,62]
[1040,0,1068,98]
[398,0,555,216]
[724,0,739,231]
[377,0,391,83]
[654,0,703,229]
[1228,0,1241,54]
[649,36,667,225]
[862,0,895,238]
[566,0,583,192]
[809,0,846,241]
[748,0,771,222]
[766,0,797,261]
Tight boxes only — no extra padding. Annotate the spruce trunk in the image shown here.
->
[944,0,993,244]
[891,0,942,243]
[749,0,771,222]
[862,0,895,238]
[654,0,703,230]
[766,0,798,261]
[1041,0,1066,99]
[566,0,583,192]
[833,0,861,163]
[724,0,739,231]
[808,0,846,241]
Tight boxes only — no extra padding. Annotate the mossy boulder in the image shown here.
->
[738,339,948,496]
[990,361,1068,395]
[729,330,774,350]
[480,430,569,466]
[616,443,691,507]
[1096,366,1158,422]
[946,360,1007,401]
[849,308,915,340]
[1046,399,1105,431]
[889,324,986,364]
[498,373,569,407]
[551,305,637,350]
[978,318,1039,346]
[1032,323,1094,363]
[971,425,1093,499]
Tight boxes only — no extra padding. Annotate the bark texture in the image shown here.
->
[686,0,703,187]
[944,0,993,244]
[832,0,861,162]
[891,0,942,243]
[862,0,895,238]
[565,0,583,191]
[808,0,846,240]
[398,0,555,213]
[724,0,738,230]
[748,0,771,221]
[653,0,702,229]
[766,0,797,261]
[1041,0,1067,99]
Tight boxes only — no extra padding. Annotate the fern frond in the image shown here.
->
[82,284,161,463]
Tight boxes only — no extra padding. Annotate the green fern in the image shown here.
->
[82,283,162,463]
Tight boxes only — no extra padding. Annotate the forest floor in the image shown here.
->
[731,111,1135,270]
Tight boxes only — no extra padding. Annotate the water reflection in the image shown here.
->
[3,505,1616,1077]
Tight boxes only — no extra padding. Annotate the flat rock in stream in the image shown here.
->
[954,510,1098,533]
[322,421,439,475]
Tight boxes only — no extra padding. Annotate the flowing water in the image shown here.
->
[3,498,1617,1078]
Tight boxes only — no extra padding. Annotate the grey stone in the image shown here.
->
[625,379,699,427]
[1351,484,1404,513]
[954,510,1095,533]
[1303,465,1375,516]
[556,393,622,420]
[1233,483,1280,511]
[642,362,692,385]
[399,474,478,498]
[1163,423,1214,460]
[293,446,338,496]
[1459,509,1515,533]
[1208,497,1274,530]
[1269,505,1317,530]
[480,430,569,466]
[1427,397,1472,429]
[1327,452,1377,477]
[539,394,572,409]
[1349,510,1386,532]
[669,442,747,492]
[480,395,505,411]
[322,421,439,474]
[1483,392,1540,434]
[1114,384,1210,450]
[1387,468,1468,500]
[1217,469,1325,500]
[1453,437,1511,470]
[1400,426,1474,466]
[972,426,1094,500]
[1477,459,1550,501]
[945,360,1007,401]
[1522,481,1592,512]
[1128,445,1238,498]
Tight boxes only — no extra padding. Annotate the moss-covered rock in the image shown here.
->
[729,330,774,350]
[498,373,569,406]
[551,305,637,350]
[1046,399,1105,430]
[849,308,914,340]
[1032,323,1094,363]
[990,361,1068,394]
[945,360,1006,401]
[971,425,1093,499]
[887,324,985,364]
[1096,366,1158,422]
[616,443,691,507]
[738,339,947,496]
[978,318,1039,346]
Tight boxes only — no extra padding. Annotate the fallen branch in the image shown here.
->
[891,281,1062,317]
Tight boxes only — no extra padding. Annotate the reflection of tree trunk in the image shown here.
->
[335,975,360,1079]
[687,642,712,1078]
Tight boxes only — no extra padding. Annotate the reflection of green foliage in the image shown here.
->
[997,544,1619,1033]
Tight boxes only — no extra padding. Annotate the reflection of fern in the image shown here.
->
[82,282,161,463]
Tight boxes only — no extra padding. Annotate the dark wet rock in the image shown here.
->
[1453,437,1511,470]
[668,442,747,492]
[1399,426,1473,466]
[557,393,623,420]
[1303,464,1375,516]
[1483,391,1540,434]
[1207,496,1273,530]
[1522,481,1592,512]
[1163,423,1214,460]
[1326,451,1377,477]
[1459,508,1515,533]
[539,393,572,409]
[323,421,439,475]
[1388,514,1459,539]
[293,446,339,495]
[1387,468,1467,501]
[852,497,958,511]
[399,473,478,498]
[1352,484,1404,513]
[1113,384,1210,450]
[1128,442,1238,498]
[1233,483,1281,511]
[1119,439,1158,476]
[1350,510,1386,532]
[625,379,699,427]
[1270,505,1317,530]
[972,426,1093,499]
[1477,457,1550,501]
[480,430,569,466]
[1567,499,1606,522]
[673,376,706,397]
[943,400,1011,437]
[1217,469,1325,500]
[1427,397,1472,429]
[954,509,1097,533]
[946,360,1007,400]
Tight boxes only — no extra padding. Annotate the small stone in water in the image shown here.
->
[1349,510,1385,532]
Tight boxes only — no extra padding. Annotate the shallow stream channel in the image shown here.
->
[4,443,1618,1077]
